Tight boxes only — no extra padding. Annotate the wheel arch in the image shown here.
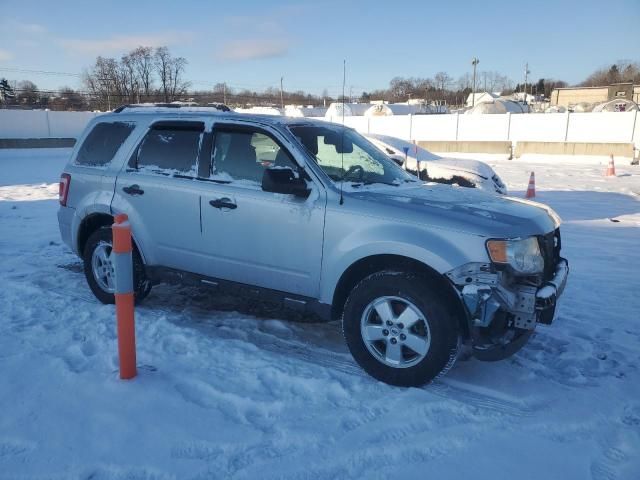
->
[330,254,469,338]
[77,213,146,263]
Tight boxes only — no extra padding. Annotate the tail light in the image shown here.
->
[59,173,71,206]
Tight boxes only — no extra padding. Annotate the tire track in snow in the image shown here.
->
[17,272,537,420]
[589,404,640,480]
[0,438,34,458]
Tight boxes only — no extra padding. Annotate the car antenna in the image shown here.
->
[340,59,346,206]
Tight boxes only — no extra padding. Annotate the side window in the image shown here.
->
[294,129,383,181]
[75,121,135,167]
[132,123,203,176]
[211,129,296,184]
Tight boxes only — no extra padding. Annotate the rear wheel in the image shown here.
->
[83,226,151,304]
[343,271,460,387]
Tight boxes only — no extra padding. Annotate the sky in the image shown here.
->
[0,0,639,96]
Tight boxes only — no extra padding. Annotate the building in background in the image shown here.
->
[551,83,640,108]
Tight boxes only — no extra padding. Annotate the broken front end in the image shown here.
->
[446,228,569,360]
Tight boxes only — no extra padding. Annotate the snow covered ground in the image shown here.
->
[1,148,639,480]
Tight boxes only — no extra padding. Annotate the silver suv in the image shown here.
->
[57,105,568,386]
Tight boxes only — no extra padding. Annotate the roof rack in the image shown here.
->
[112,103,231,113]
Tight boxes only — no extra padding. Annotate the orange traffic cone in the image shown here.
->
[525,171,535,198]
[606,155,616,177]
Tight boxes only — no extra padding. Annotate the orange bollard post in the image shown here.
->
[112,213,137,380]
[606,155,616,177]
[525,171,536,198]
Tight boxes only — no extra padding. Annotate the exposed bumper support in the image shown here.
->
[535,259,569,324]
[449,258,569,331]
[447,258,569,360]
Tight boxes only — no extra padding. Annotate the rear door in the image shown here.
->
[199,122,327,297]
[111,119,210,269]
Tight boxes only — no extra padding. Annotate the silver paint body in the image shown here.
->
[58,111,561,310]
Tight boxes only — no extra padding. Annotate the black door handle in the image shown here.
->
[209,198,237,210]
[123,184,144,196]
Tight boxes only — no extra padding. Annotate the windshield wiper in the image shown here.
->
[349,181,398,188]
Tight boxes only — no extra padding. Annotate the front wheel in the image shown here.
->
[343,271,460,387]
[83,226,151,304]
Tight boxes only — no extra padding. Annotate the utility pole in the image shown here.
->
[280,77,284,109]
[524,62,530,105]
[223,82,227,105]
[471,57,479,107]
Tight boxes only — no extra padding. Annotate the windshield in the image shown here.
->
[288,124,416,187]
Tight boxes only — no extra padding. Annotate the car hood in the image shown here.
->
[366,134,495,178]
[426,157,496,179]
[347,183,559,237]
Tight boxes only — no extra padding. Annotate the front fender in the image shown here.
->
[319,213,488,305]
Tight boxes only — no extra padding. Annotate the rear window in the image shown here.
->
[75,122,135,167]
[132,124,204,176]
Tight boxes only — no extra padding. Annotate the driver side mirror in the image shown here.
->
[262,167,310,198]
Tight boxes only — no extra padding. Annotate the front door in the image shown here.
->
[199,123,326,297]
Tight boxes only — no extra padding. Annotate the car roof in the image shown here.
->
[95,108,332,129]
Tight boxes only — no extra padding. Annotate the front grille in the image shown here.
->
[539,228,561,281]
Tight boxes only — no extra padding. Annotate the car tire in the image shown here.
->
[83,226,151,305]
[343,271,460,387]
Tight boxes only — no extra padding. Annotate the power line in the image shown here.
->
[4,86,340,107]
[0,67,82,77]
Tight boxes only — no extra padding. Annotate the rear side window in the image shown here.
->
[132,123,204,176]
[75,122,135,167]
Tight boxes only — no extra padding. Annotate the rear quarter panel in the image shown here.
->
[61,115,146,255]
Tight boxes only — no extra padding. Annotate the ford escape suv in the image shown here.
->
[57,105,568,387]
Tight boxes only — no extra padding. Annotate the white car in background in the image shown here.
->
[366,134,508,195]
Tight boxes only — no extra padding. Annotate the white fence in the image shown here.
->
[1,109,638,149]
[328,111,639,148]
[0,110,99,139]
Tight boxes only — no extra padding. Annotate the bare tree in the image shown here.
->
[154,47,189,102]
[83,56,121,110]
[131,46,154,99]
[389,77,413,101]
[16,80,39,105]
[120,53,139,103]
[582,61,640,87]
[169,55,189,101]
[457,73,472,91]
[434,72,452,91]
[49,87,87,111]
[154,47,171,102]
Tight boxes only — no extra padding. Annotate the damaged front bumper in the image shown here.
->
[446,258,569,360]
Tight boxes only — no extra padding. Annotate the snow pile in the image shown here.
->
[325,102,371,117]
[364,104,427,117]
[284,106,328,118]
[593,99,639,113]
[1,148,639,478]
[466,99,528,114]
[234,106,283,116]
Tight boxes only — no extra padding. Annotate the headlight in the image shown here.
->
[486,237,544,274]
